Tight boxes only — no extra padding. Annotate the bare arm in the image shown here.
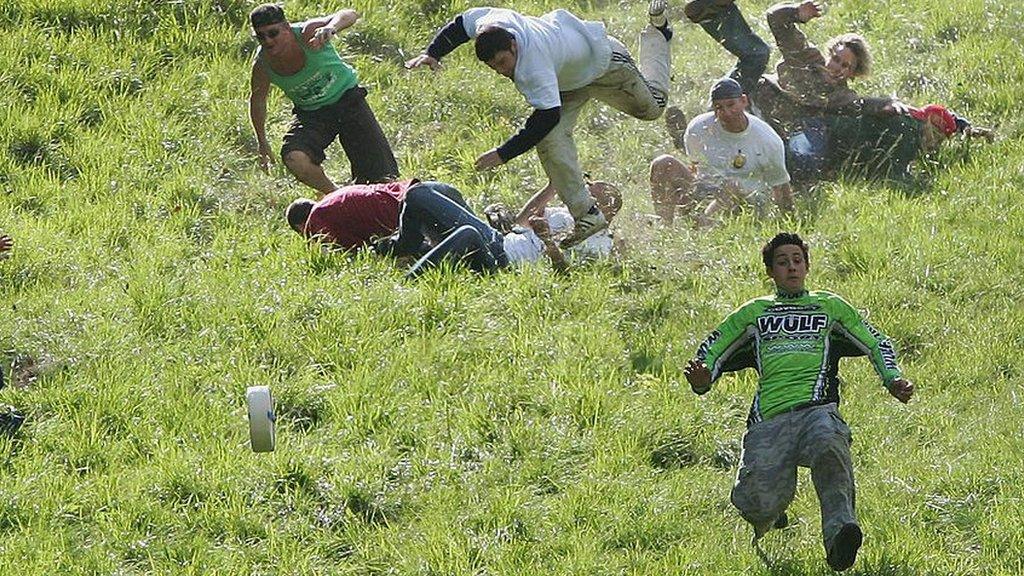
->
[529,216,570,274]
[249,61,274,172]
[966,125,996,142]
[304,9,360,49]
[772,182,794,213]
[514,181,559,226]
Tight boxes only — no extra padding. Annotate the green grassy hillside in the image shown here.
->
[1,0,1022,573]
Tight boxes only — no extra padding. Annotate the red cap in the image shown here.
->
[910,104,958,137]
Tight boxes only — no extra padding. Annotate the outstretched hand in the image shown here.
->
[308,26,335,49]
[967,126,997,143]
[797,0,824,22]
[405,54,441,71]
[257,143,275,173]
[889,378,914,404]
[684,359,712,395]
[474,149,503,171]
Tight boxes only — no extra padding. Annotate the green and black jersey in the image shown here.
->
[696,289,902,425]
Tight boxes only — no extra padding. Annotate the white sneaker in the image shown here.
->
[560,206,608,249]
[649,0,669,27]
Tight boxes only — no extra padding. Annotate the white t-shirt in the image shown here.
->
[461,7,612,110]
[684,111,790,199]
[502,207,613,265]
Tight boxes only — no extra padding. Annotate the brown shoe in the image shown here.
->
[665,105,687,149]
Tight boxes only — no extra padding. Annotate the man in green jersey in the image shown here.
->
[248,4,399,194]
[685,232,914,571]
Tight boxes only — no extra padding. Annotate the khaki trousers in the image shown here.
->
[536,27,672,217]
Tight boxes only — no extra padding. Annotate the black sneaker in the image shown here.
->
[773,511,789,530]
[826,522,863,572]
[0,407,25,436]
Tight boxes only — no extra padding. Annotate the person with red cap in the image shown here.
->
[911,104,995,153]
[824,101,994,180]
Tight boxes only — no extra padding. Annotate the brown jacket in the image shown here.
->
[756,3,892,136]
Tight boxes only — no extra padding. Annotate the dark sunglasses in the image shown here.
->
[254,26,285,42]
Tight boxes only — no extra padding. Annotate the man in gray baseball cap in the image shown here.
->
[649,77,793,225]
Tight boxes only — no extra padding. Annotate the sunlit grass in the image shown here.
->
[0,0,1021,573]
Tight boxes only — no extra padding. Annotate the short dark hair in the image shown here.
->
[826,33,872,77]
[475,26,515,62]
[286,198,315,234]
[762,232,809,268]
[251,3,286,29]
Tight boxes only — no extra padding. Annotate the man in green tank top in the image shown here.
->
[685,232,914,571]
[248,4,398,195]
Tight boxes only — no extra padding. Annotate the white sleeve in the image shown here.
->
[461,7,494,37]
[516,65,562,110]
[761,129,791,187]
[684,123,706,165]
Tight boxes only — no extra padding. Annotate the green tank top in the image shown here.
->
[696,290,902,424]
[259,25,358,111]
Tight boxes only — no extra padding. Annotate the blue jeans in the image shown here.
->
[787,117,830,181]
[393,183,508,278]
[698,4,770,96]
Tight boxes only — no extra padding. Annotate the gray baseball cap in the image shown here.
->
[710,77,744,102]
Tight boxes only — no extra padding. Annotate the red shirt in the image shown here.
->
[304,180,418,250]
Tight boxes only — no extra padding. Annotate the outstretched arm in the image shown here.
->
[476,107,561,170]
[249,61,274,173]
[515,181,559,226]
[767,2,821,59]
[966,125,997,141]
[692,304,759,389]
[529,216,570,274]
[828,294,911,401]
[304,9,360,49]
[406,15,470,70]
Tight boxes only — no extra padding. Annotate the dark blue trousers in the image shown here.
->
[393,183,508,278]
